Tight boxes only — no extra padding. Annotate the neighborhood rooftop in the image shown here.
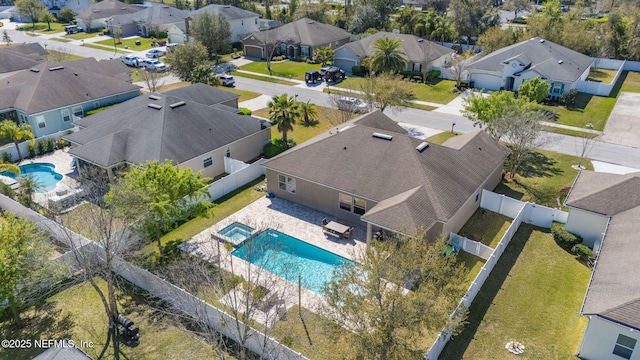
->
[0,43,47,74]
[341,32,452,66]
[246,17,352,47]
[189,4,259,20]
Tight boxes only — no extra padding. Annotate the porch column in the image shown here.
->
[366,223,372,244]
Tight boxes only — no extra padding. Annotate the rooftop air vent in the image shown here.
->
[49,66,64,71]
[148,103,163,110]
[416,142,430,152]
[121,7,127,10]
[539,39,545,43]
[149,95,161,100]
[372,132,393,141]
[308,20,315,24]
[30,68,40,73]
[169,101,186,109]
[417,38,423,42]
[558,60,564,64]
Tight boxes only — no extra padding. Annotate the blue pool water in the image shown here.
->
[218,222,254,242]
[232,229,354,294]
[1,163,63,193]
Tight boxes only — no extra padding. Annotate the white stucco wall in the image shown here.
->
[565,208,609,249]
[228,16,259,43]
[579,316,640,360]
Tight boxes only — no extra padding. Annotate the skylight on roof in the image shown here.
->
[148,103,163,110]
[48,66,64,71]
[416,142,430,152]
[149,95,161,100]
[372,132,393,141]
[169,101,186,109]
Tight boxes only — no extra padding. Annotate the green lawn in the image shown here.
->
[458,209,512,249]
[587,68,617,84]
[131,69,170,83]
[232,71,298,86]
[440,225,590,359]
[82,42,128,54]
[64,32,98,40]
[49,37,71,43]
[224,88,262,102]
[495,149,592,208]
[45,50,84,62]
[425,131,459,144]
[0,279,226,360]
[239,60,320,81]
[252,105,345,144]
[95,37,156,51]
[16,22,66,33]
[542,126,599,138]
[334,77,459,104]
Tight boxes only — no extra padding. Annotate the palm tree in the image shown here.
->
[313,47,334,66]
[0,162,20,176]
[0,120,35,162]
[19,174,43,207]
[370,37,406,74]
[299,100,319,127]
[268,94,300,144]
[431,16,453,44]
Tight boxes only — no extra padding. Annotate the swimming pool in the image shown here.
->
[218,222,254,243]
[231,229,354,295]
[1,163,63,193]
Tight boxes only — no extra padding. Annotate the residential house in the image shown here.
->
[188,4,261,43]
[41,0,92,18]
[0,58,139,138]
[467,37,594,97]
[63,83,271,181]
[564,171,640,360]
[106,4,189,38]
[242,17,352,60]
[333,32,453,74]
[0,43,47,80]
[76,0,144,32]
[263,111,509,240]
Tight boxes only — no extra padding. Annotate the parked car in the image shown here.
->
[305,70,322,84]
[166,43,182,52]
[319,65,332,78]
[335,97,369,113]
[323,66,346,83]
[140,58,166,72]
[64,25,83,34]
[216,74,235,87]
[146,49,166,58]
[120,55,141,67]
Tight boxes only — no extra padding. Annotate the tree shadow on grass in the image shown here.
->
[510,151,563,179]
[440,224,537,359]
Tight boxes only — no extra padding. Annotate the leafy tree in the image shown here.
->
[505,0,531,19]
[107,160,212,253]
[298,100,319,127]
[360,72,414,112]
[15,0,46,30]
[497,108,549,179]
[348,4,381,34]
[192,12,232,62]
[268,94,300,144]
[430,14,454,43]
[191,64,216,85]
[0,120,35,161]
[2,29,12,46]
[477,26,524,53]
[0,213,61,327]
[113,28,122,44]
[39,10,55,31]
[370,36,406,73]
[59,6,74,23]
[313,46,334,65]
[518,76,551,103]
[541,0,564,22]
[322,234,468,360]
[165,41,209,82]
[462,90,537,137]
[449,0,497,44]
[607,11,628,59]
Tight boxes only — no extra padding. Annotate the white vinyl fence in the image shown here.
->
[207,158,266,201]
[425,190,568,359]
[449,232,494,260]
[0,194,308,360]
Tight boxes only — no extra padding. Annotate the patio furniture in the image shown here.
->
[323,221,349,239]
[343,226,354,239]
[322,218,328,226]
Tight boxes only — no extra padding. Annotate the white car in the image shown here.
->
[335,97,369,113]
[140,58,166,72]
[146,49,165,58]
[120,55,141,67]
[217,74,235,87]
[165,43,182,52]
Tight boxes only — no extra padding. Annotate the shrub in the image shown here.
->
[27,141,38,158]
[263,139,288,158]
[551,222,582,246]
[1,152,12,164]
[102,28,110,35]
[512,17,527,24]
[148,31,157,38]
[572,243,594,261]
[158,31,168,39]
[238,107,252,115]
[45,138,56,153]
[57,137,67,149]
[426,69,441,82]
[352,65,366,77]
[400,70,423,81]
[560,89,578,108]
[36,140,47,155]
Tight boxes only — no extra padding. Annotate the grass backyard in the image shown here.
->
[16,22,66,33]
[46,50,83,62]
[426,131,459,144]
[0,279,223,360]
[95,37,155,51]
[587,68,618,83]
[64,31,98,40]
[440,224,591,359]
[239,60,320,81]
[81,42,128,54]
[253,105,345,144]
[232,71,298,86]
[334,77,459,104]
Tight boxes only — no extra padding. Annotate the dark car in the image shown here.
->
[324,66,346,83]
[305,70,322,84]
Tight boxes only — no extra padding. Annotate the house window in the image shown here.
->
[339,193,351,211]
[613,334,636,359]
[61,109,71,122]
[301,46,310,57]
[35,115,46,129]
[353,197,366,215]
[278,174,296,194]
[72,106,83,117]
[339,193,366,215]
[203,156,213,168]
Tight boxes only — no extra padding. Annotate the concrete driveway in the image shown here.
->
[599,92,640,148]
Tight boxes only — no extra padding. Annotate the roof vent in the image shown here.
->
[121,7,127,10]
[416,142,430,152]
[417,38,423,42]
[169,101,186,109]
[30,68,40,73]
[558,60,564,64]
[149,95,161,100]
[49,66,64,71]
[148,103,163,110]
[539,39,545,43]
[308,20,315,24]
[372,132,393,141]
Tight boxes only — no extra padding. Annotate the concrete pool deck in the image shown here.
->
[17,150,80,206]
[181,196,369,324]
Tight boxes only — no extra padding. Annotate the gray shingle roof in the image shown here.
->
[190,4,259,20]
[246,18,351,47]
[341,32,452,65]
[76,0,143,20]
[163,82,240,106]
[567,171,640,329]
[468,37,593,83]
[0,58,139,115]
[110,4,189,26]
[65,86,269,167]
[0,43,46,74]
[263,111,508,233]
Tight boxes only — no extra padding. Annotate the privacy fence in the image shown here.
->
[425,190,568,359]
[0,194,308,360]
[207,158,266,201]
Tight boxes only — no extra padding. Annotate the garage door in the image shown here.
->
[470,73,502,91]
[244,45,264,59]
[333,57,358,74]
